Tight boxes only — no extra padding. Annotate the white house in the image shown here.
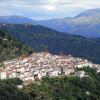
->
[0,70,7,80]
[97,69,100,73]
[48,70,59,77]
[40,71,47,77]
[75,63,92,68]
[23,76,34,81]
[10,72,17,78]
[33,71,42,80]
[75,71,85,78]
[65,69,74,75]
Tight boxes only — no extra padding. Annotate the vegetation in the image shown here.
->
[0,68,100,100]
[0,78,30,100]
[23,68,100,100]
[75,67,97,77]
[0,30,33,61]
[1,24,100,64]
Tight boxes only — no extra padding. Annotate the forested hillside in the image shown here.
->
[0,24,100,64]
[0,30,33,61]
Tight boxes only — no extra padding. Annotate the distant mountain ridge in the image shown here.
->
[37,8,100,38]
[0,8,100,38]
[76,8,100,17]
[0,15,36,24]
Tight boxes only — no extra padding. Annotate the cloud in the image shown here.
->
[44,5,56,11]
[0,0,100,19]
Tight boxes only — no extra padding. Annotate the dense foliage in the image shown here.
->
[0,30,33,61]
[0,78,31,100]
[0,24,100,64]
[0,68,100,100]
[23,68,100,100]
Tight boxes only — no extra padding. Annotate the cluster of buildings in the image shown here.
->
[0,52,100,82]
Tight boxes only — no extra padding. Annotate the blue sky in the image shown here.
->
[0,0,100,20]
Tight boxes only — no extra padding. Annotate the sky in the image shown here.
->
[0,0,100,20]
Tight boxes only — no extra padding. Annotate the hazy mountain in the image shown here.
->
[0,23,100,64]
[37,8,100,38]
[0,15,36,24]
[0,8,100,38]
[76,8,100,17]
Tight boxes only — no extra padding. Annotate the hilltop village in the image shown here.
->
[0,52,100,83]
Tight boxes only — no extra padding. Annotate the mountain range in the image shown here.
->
[0,23,100,64]
[0,8,100,38]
